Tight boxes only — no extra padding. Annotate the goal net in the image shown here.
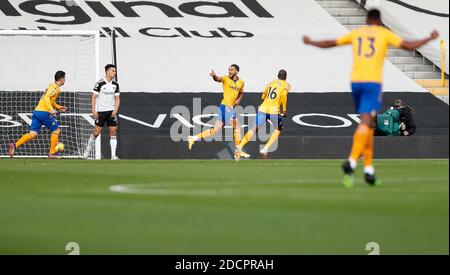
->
[0,30,101,159]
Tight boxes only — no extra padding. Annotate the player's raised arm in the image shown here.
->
[303,35,338,48]
[304,29,355,49]
[210,69,223,83]
[400,30,439,51]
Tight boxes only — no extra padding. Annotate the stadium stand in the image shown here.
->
[321,0,447,79]
[0,0,425,93]
[0,0,448,159]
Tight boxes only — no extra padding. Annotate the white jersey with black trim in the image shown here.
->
[93,78,120,112]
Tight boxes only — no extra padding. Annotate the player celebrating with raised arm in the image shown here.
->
[303,9,438,187]
[9,71,67,159]
[188,64,250,158]
[235,70,291,161]
[83,64,121,160]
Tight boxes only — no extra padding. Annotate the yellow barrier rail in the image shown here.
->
[441,40,446,87]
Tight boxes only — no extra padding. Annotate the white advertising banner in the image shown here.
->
[0,0,427,93]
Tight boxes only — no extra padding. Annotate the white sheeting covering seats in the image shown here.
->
[0,0,428,92]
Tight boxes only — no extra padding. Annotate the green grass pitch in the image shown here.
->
[0,159,448,255]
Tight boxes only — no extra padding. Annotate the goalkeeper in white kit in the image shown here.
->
[83,64,121,160]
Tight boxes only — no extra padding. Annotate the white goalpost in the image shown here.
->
[0,30,102,159]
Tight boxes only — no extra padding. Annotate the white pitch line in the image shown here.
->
[109,180,448,201]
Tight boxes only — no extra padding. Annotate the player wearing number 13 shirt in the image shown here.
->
[303,9,439,188]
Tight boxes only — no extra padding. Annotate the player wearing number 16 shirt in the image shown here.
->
[235,70,291,161]
[303,9,439,188]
